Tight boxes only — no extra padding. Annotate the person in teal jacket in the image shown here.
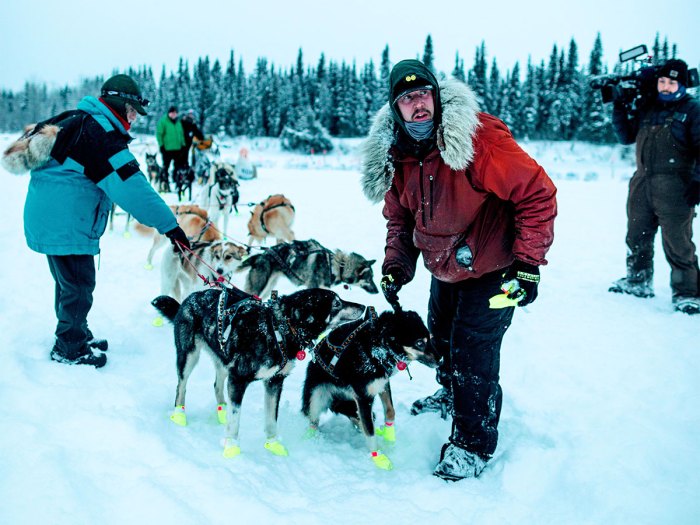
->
[2,74,190,368]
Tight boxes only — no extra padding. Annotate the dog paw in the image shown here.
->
[170,405,187,426]
[302,426,318,440]
[370,450,393,470]
[376,424,396,443]
[216,404,227,425]
[223,438,241,458]
[264,439,289,456]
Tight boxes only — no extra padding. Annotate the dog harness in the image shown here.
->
[216,289,297,368]
[172,206,214,243]
[312,306,378,379]
[263,240,334,285]
[216,287,258,352]
[258,200,296,235]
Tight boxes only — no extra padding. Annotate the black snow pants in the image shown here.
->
[626,116,699,297]
[47,255,96,357]
[162,148,187,181]
[428,269,514,459]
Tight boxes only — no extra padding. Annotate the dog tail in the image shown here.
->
[151,295,180,321]
[330,399,359,420]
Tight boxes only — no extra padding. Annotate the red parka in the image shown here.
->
[361,80,557,283]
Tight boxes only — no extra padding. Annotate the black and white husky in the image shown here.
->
[198,160,239,234]
[152,287,364,458]
[239,239,379,298]
[302,307,438,470]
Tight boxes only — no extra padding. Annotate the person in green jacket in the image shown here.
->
[156,106,187,182]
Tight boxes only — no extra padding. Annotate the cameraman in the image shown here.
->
[610,59,700,314]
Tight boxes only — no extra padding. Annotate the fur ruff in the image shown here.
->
[360,79,481,203]
[1,125,59,175]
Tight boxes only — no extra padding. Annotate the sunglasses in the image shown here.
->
[101,90,150,107]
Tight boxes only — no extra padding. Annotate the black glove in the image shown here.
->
[685,180,700,207]
[165,226,190,252]
[380,270,406,307]
[501,260,540,307]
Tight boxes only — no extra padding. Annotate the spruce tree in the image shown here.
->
[423,35,435,73]
[521,57,540,140]
[580,33,610,143]
[468,41,488,105]
[452,52,466,82]
[487,58,501,115]
[379,45,391,101]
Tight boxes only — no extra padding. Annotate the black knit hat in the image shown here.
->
[388,59,441,130]
[658,59,689,86]
[389,59,438,104]
[101,74,149,116]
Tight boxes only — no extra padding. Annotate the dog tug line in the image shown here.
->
[168,239,414,468]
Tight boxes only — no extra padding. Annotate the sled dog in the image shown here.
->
[133,204,220,269]
[145,152,168,193]
[174,165,195,202]
[247,194,295,245]
[199,160,239,234]
[302,306,438,469]
[152,287,365,457]
[159,239,249,302]
[239,239,379,298]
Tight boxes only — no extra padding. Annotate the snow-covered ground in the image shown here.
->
[0,134,697,525]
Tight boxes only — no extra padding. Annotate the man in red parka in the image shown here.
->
[361,60,557,480]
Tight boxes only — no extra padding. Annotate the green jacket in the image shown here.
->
[156,116,186,151]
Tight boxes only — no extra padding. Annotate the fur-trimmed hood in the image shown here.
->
[1,124,59,175]
[360,79,481,203]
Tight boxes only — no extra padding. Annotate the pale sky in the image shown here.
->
[1,0,697,92]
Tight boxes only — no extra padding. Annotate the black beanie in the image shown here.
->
[388,59,441,130]
[389,59,438,104]
[101,74,148,117]
[658,59,689,86]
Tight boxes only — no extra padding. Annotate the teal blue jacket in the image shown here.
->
[24,96,177,255]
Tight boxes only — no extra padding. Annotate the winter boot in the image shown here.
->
[50,343,107,368]
[410,387,453,419]
[87,337,109,352]
[673,296,700,315]
[433,442,488,481]
[86,329,108,351]
[608,277,654,298]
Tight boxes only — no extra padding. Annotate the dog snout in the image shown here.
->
[361,279,379,294]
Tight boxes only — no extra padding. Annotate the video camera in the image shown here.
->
[590,45,699,109]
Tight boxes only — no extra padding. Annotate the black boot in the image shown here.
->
[410,387,453,419]
[50,342,107,368]
[86,329,108,351]
[433,442,488,481]
[609,268,654,298]
[87,337,109,351]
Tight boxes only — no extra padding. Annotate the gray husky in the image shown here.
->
[239,239,380,298]
[152,286,364,458]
